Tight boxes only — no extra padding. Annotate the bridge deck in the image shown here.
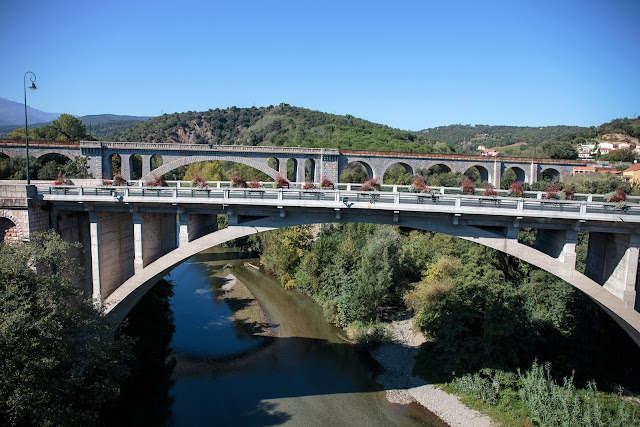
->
[37,185,640,225]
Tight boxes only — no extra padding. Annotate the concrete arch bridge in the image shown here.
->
[1,182,631,348]
[0,140,584,187]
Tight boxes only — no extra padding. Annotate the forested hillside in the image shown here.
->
[112,104,451,153]
[417,124,586,153]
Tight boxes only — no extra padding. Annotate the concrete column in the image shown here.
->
[493,160,502,188]
[296,158,305,183]
[120,154,131,180]
[278,158,288,179]
[586,232,639,304]
[535,229,577,268]
[141,154,152,178]
[133,211,144,274]
[529,163,538,184]
[178,212,189,247]
[89,210,101,302]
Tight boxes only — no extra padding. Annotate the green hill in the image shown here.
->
[417,124,588,154]
[111,104,450,153]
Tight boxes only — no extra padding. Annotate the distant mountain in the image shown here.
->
[0,97,61,126]
[0,111,152,138]
[79,114,153,126]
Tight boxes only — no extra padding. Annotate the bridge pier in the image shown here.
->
[535,229,578,268]
[89,211,135,301]
[120,154,132,180]
[586,232,639,307]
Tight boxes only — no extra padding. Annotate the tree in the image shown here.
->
[49,114,87,140]
[0,231,132,426]
[540,140,578,159]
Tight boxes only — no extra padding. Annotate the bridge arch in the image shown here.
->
[502,166,527,188]
[540,167,560,182]
[34,150,74,161]
[0,211,25,242]
[381,162,414,185]
[339,161,374,183]
[427,163,452,174]
[464,165,490,184]
[143,155,278,182]
[104,214,640,348]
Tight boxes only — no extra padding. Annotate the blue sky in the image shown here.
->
[1,0,638,130]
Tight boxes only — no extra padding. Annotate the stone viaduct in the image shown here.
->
[0,140,584,187]
[1,181,639,348]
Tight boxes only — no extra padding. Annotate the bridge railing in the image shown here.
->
[36,184,640,219]
[125,180,640,203]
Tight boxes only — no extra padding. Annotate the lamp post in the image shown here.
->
[24,71,37,184]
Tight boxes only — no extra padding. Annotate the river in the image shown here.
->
[113,249,446,426]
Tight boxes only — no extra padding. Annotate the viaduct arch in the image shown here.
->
[103,211,640,348]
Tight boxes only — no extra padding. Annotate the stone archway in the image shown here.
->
[0,211,25,242]
[143,155,279,182]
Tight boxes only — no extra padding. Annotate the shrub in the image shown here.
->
[231,174,246,188]
[409,175,427,193]
[359,178,380,191]
[53,175,67,186]
[113,174,127,186]
[559,184,575,200]
[483,183,497,197]
[146,176,166,187]
[192,173,207,188]
[303,181,316,190]
[102,179,113,186]
[606,187,626,203]
[274,173,289,189]
[320,176,334,189]
[544,185,559,200]
[247,177,262,188]
[345,321,389,349]
[461,177,475,194]
[450,373,500,405]
[509,181,524,197]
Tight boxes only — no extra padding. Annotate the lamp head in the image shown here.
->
[28,82,37,90]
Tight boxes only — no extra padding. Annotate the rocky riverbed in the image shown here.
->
[371,312,494,427]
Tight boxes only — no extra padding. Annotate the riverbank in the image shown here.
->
[220,273,274,337]
[371,311,494,427]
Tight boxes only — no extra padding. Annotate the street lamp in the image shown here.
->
[24,71,37,184]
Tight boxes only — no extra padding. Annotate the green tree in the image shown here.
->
[49,114,88,140]
[0,232,132,426]
[540,140,578,159]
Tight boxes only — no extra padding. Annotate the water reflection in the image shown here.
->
[114,249,444,426]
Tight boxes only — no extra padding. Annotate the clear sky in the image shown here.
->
[1,0,638,131]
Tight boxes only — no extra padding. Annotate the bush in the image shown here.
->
[274,173,289,189]
[303,181,316,190]
[320,176,334,189]
[191,173,207,188]
[113,174,127,186]
[461,177,474,194]
[509,181,524,197]
[359,178,380,191]
[231,173,246,188]
[146,176,166,187]
[483,183,497,197]
[409,175,427,193]
[247,177,262,188]
[345,321,389,349]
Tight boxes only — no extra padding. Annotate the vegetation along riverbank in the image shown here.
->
[241,172,640,426]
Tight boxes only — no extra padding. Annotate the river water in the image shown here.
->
[117,249,445,426]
